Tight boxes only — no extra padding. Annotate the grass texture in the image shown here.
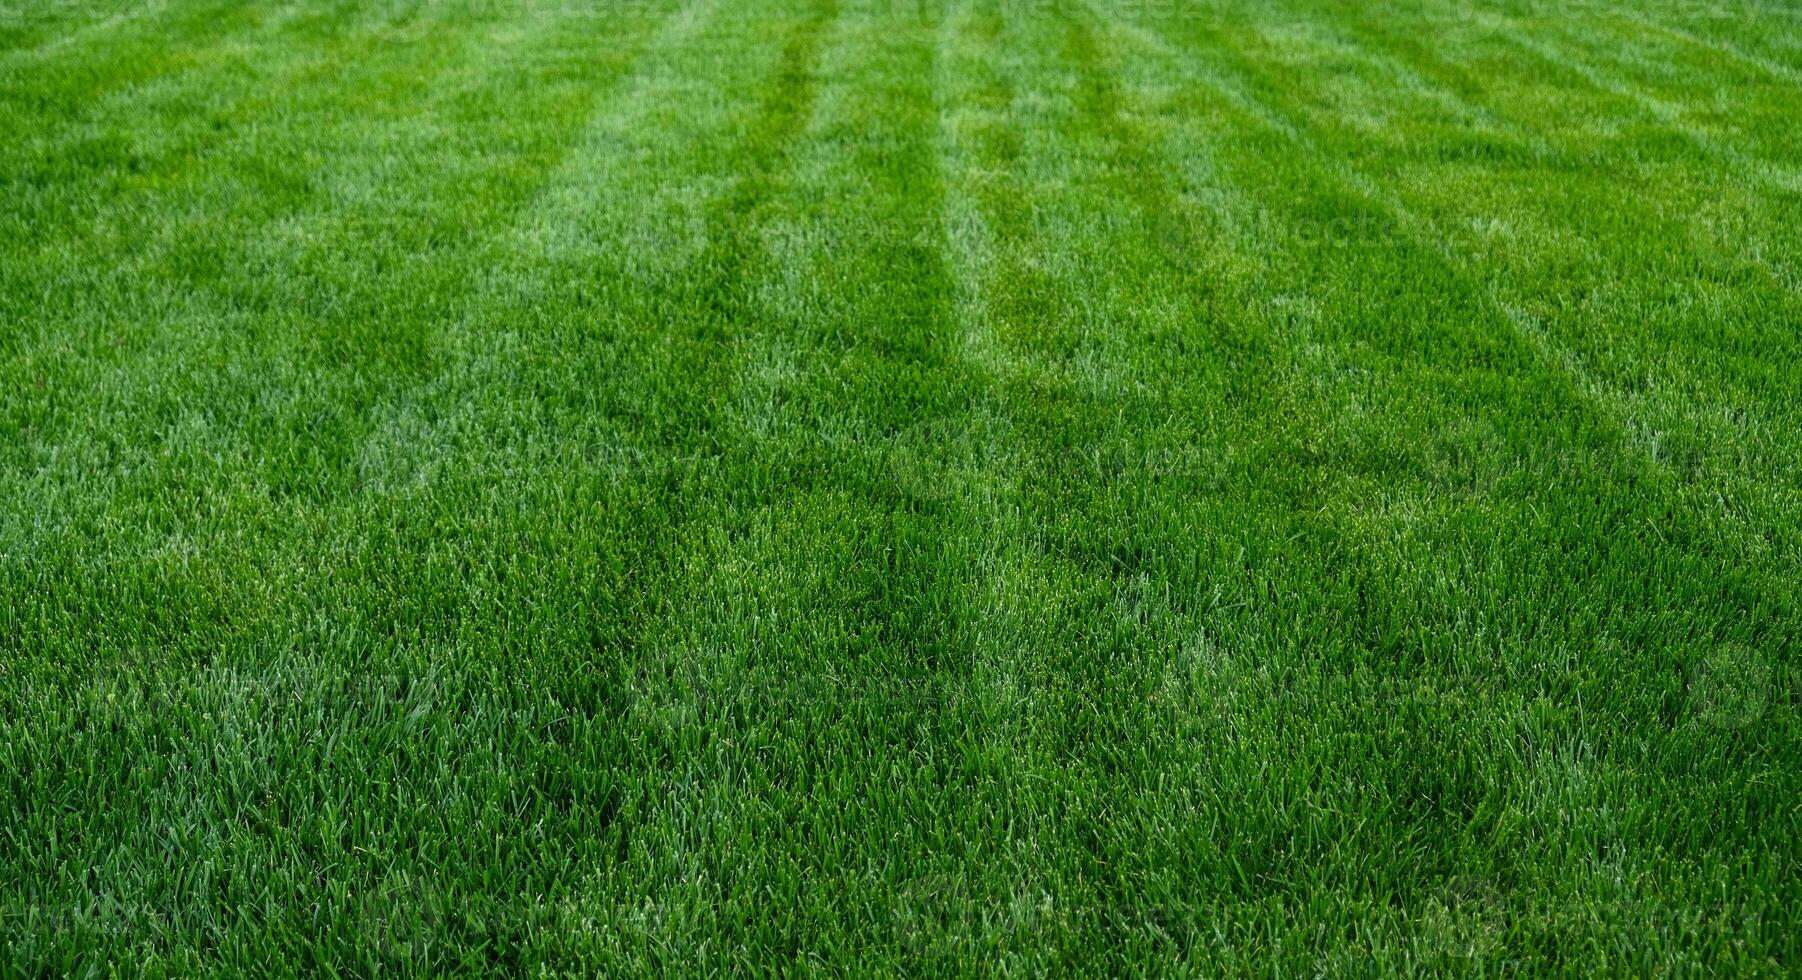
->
[3,0,1800,974]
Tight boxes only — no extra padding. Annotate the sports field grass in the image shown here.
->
[3,0,1800,973]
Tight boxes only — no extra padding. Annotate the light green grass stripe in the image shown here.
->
[0,11,750,966]
[0,0,264,68]
[0,3,695,604]
[0,0,382,156]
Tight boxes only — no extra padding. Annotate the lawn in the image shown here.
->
[3,0,1800,973]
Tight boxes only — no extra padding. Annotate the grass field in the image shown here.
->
[4,0,1801,973]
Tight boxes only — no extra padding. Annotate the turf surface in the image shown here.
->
[3,0,1801,973]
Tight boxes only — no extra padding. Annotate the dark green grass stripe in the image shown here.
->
[655,0,843,447]
[612,4,1061,967]
[928,2,1582,965]
[1074,5,1800,967]
[1126,0,1801,686]
[926,5,1364,966]
[1102,4,1801,964]
[1253,0,1802,546]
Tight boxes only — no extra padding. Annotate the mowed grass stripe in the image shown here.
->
[303,0,809,679]
[0,3,767,971]
[1212,0,1802,554]
[253,2,866,967]
[943,4,1227,967]
[584,0,1034,964]
[2,0,1799,973]
[1272,0,1802,558]
[939,0,1630,967]
[0,0,284,90]
[407,0,1037,967]
[1289,4,1802,334]
[1115,0,1795,565]
[1631,2,1802,79]
[1579,1,1802,90]
[1022,3,1524,968]
[1282,0,1802,300]
[0,1,697,686]
[1102,0,1800,966]
[1131,0,1794,706]
[923,2,1444,967]
[1,2,613,471]
[0,0,423,191]
[1479,2,1802,169]
[1,6,752,973]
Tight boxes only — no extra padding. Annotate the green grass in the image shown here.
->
[3,0,1800,973]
